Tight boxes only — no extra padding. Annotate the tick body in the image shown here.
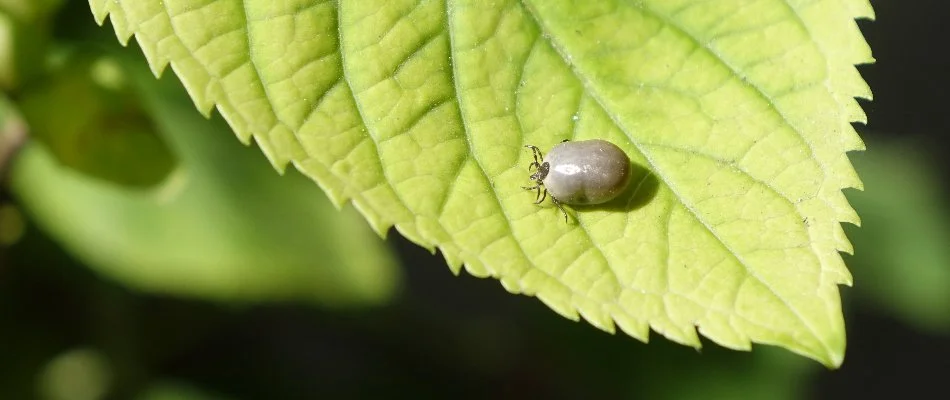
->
[523,139,632,220]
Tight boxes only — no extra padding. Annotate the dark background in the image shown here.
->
[814,0,950,397]
[2,0,950,399]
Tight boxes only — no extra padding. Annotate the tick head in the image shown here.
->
[530,162,549,183]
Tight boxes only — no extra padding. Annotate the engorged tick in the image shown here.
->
[522,139,632,222]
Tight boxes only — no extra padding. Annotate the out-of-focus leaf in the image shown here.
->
[91,0,874,365]
[136,381,230,400]
[0,0,63,23]
[9,53,400,306]
[0,0,62,90]
[846,139,950,334]
[0,203,24,245]
[635,346,813,400]
[37,348,113,400]
[0,11,16,88]
[0,90,26,177]
[18,54,175,187]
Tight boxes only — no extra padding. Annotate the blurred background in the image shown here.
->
[1,0,949,399]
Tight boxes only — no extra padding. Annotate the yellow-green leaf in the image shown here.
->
[88,0,873,366]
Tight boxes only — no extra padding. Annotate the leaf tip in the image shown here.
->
[821,341,847,369]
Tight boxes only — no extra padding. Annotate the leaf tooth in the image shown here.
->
[841,65,873,101]
[832,153,864,191]
[650,318,702,350]
[393,223,438,254]
[573,296,616,334]
[89,0,110,24]
[499,276,525,294]
[99,7,134,45]
[608,304,651,343]
[843,0,875,20]
[829,190,860,226]
[842,99,868,127]
[695,312,752,351]
[532,277,580,322]
[820,248,853,286]
[832,222,854,255]
[449,252,478,277]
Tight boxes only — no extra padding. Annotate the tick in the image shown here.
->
[523,139,632,221]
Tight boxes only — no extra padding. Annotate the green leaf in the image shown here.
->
[847,139,950,334]
[0,0,61,90]
[0,0,63,23]
[38,348,112,400]
[89,0,873,366]
[0,90,26,177]
[18,54,176,187]
[9,53,400,306]
[136,381,230,400]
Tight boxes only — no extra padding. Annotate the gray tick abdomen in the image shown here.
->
[541,139,632,205]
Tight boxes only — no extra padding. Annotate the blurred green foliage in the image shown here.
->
[18,54,175,187]
[0,0,61,90]
[845,139,950,333]
[9,57,401,305]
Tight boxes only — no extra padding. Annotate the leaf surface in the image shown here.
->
[88,0,873,366]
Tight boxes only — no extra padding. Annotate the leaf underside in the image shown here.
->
[88,0,873,367]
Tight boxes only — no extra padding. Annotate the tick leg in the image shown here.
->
[522,184,543,202]
[527,161,540,172]
[552,196,570,223]
[535,188,547,204]
[524,145,544,165]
